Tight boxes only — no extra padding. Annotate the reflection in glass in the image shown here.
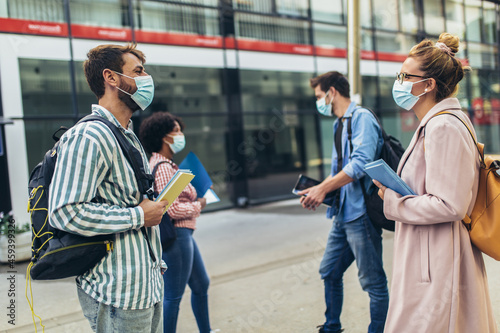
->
[6,0,64,22]
[465,2,482,42]
[70,0,126,28]
[311,0,344,24]
[372,0,398,31]
[483,2,497,44]
[276,0,308,17]
[236,13,309,44]
[313,23,346,48]
[445,0,465,40]
[243,113,321,202]
[25,119,75,172]
[399,0,417,33]
[144,65,225,114]
[424,0,445,36]
[375,32,415,54]
[19,59,73,117]
[136,1,219,36]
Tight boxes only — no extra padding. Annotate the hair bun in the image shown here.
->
[437,33,459,54]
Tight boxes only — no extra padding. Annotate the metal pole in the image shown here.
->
[63,0,79,119]
[347,0,361,104]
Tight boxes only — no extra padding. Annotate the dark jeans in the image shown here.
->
[162,227,211,333]
[319,214,389,333]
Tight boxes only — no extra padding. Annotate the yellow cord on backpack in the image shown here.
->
[26,186,50,333]
[26,262,45,333]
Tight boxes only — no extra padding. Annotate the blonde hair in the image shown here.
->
[408,33,470,102]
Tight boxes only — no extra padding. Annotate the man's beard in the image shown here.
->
[118,80,141,112]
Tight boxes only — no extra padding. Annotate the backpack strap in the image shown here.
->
[78,115,157,262]
[347,108,380,200]
[152,160,174,179]
[79,115,155,199]
[347,107,386,159]
[430,111,483,165]
[428,110,483,230]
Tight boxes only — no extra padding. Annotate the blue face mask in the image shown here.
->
[316,91,333,116]
[165,135,185,154]
[392,79,428,111]
[115,71,155,110]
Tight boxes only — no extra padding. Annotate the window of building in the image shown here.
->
[19,59,73,117]
[243,112,321,202]
[311,0,344,24]
[424,0,445,36]
[468,42,497,69]
[360,0,372,28]
[313,23,347,48]
[136,1,220,36]
[465,0,482,42]
[234,0,273,13]
[141,65,226,115]
[483,1,497,44]
[70,0,127,28]
[399,0,418,33]
[375,31,415,53]
[235,13,310,44]
[372,0,399,31]
[3,0,64,22]
[445,0,465,40]
[239,70,321,202]
[276,0,308,17]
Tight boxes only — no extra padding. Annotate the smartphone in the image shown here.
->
[292,174,339,207]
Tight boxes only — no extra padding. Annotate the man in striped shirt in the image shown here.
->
[49,44,168,332]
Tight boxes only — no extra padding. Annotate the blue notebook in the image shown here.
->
[364,159,416,196]
[178,151,215,199]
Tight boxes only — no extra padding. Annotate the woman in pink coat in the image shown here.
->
[374,33,497,333]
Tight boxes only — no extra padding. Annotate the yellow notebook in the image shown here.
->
[155,169,195,214]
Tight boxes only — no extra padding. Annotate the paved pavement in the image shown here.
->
[1,199,499,333]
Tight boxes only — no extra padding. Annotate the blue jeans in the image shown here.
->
[77,283,163,333]
[319,214,389,333]
[162,227,211,333]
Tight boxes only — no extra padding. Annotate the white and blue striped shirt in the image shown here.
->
[49,105,163,310]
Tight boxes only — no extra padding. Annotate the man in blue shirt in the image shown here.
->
[299,71,389,333]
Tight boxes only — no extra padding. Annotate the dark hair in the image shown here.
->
[139,112,185,155]
[310,71,350,98]
[83,44,146,99]
[408,32,470,103]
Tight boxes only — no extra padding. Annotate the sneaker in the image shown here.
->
[210,330,221,333]
[316,325,344,333]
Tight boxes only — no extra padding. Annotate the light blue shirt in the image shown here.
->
[327,102,384,222]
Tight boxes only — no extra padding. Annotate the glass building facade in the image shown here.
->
[0,0,498,221]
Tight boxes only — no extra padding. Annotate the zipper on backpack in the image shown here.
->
[39,240,114,260]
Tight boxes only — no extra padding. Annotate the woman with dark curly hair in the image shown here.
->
[139,112,214,333]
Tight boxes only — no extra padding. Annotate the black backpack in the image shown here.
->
[347,108,405,231]
[27,115,155,280]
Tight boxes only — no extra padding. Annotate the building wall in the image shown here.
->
[0,0,498,224]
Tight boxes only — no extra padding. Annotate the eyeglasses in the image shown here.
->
[396,72,427,84]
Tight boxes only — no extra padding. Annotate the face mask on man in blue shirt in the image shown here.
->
[316,91,333,117]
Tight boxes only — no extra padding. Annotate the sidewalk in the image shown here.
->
[1,199,499,332]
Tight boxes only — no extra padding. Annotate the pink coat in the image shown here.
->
[383,98,497,333]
